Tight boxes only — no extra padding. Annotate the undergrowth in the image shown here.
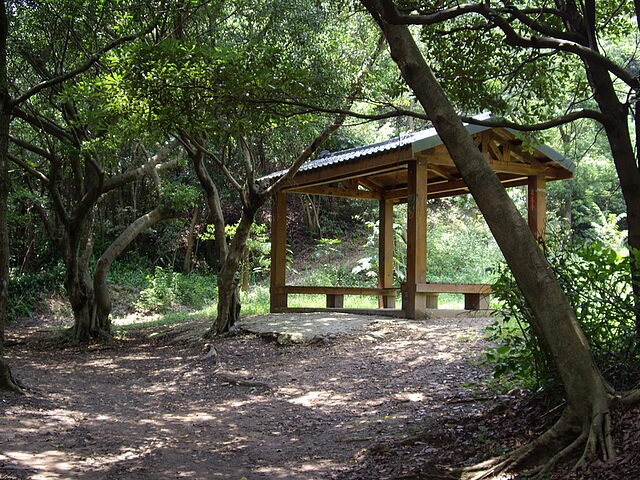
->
[487,240,640,392]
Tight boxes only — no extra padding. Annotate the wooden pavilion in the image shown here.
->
[262,114,575,318]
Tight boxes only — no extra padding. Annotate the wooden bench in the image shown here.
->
[278,285,399,308]
[274,283,491,313]
[403,282,492,310]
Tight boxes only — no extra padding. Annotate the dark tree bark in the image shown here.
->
[361,0,619,474]
[0,0,22,393]
[183,204,200,273]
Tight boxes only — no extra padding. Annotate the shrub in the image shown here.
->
[487,241,640,391]
[134,266,217,313]
[7,263,65,321]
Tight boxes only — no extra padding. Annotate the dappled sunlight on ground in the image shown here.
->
[2,312,496,479]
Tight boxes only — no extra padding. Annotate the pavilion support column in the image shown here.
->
[378,198,395,308]
[404,158,430,318]
[527,174,547,244]
[270,190,288,312]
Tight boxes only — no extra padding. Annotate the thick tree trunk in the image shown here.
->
[584,63,640,342]
[362,0,615,471]
[188,142,251,335]
[94,207,176,330]
[0,98,20,392]
[61,214,107,342]
[67,267,103,341]
[0,1,21,392]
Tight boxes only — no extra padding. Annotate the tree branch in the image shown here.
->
[178,132,243,193]
[101,139,180,193]
[460,109,607,131]
[382,2,640,90]
[7,152,49,185]
[8,135,57,162]
[12,108,75,144]
[10,29,150,108]
[266,34,387,195]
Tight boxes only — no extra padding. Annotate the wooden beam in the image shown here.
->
[405,158,429,318]
[270,191,288,311]
[281,285,399,296]
[428,164,456,180]
[286,184,381,199]
[279,149,411,190]
[486,159,547,176]
[528,173,547,243]
[358,177,384,192]
[379,199,395,308]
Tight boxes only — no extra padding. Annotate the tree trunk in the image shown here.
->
[94,207,176,330]
[0,85,20,392]
[188,142,246,336]
[183,204,199,273]
[207,205,258,336]
[584,63,640,343]
[61,213,107,342]
[0,0,22,392]
[362,0,615,471]
[190,146,228,263]
[302,194,322,238]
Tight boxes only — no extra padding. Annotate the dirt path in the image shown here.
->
[1,314,501,479]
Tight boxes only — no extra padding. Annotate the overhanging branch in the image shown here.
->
[10,28,150,108]
[382,2,640,90]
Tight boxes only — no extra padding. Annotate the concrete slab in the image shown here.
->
[235,310,492,345]
[236,312,385,344]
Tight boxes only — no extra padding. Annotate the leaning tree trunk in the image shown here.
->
[183,204,199,273]
[94,207,176,330]
[362,0,615,472]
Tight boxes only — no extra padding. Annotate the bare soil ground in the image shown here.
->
[1,312,639,480]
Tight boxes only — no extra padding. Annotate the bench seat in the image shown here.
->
[278,285,399,308]
[403,282,492,310]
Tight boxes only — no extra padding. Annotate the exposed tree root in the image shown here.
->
[621,388,640,406]
[0,360,24,394]
[468,403,615,479]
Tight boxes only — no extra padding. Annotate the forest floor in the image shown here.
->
[2,310,639,480]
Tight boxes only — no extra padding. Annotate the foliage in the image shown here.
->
[134,266,217,313]
[354,198,503,286]
[309,238,372,287]
[353,216,407,284]
[487,240,640,391]
[160,182,200,213]
[427,198,503,283]
[200,220,271,282]
[6,263,65,321]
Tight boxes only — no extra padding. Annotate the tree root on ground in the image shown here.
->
[621,388,640,406]
[0,361,24,394]
[181,343,272,390]
[467,404,616,479]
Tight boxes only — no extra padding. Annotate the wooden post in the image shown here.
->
[378,198,395,308]
[404,158,429,318]
[270,191,288,311]
[527,174,547,244]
